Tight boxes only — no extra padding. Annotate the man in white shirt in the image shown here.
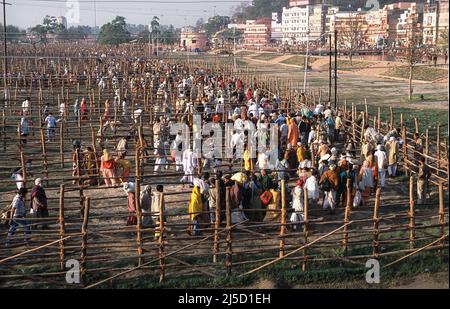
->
[44,112,57,142]
[22,97,31,115]
[374,144,388,188]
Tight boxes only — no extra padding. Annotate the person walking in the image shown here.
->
[417,157,431,205]
[30,178,49,229]
[6,187,30,245]
[374,145,388,188]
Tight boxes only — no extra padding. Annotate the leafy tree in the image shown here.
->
[0,24,26,43]
[201,15,231,37]
[150,16,160,35]
[30,15,64,44]
[336,14,368,65]
[137,24,178,46]
[97,16,131,45]
[232,0,288,21]
[57,26,92,41]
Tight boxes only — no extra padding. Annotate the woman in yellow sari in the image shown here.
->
[188,186,203,236]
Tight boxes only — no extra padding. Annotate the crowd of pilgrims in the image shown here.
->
[6,56,431,244]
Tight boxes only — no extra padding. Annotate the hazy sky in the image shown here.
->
[6,0,250,29]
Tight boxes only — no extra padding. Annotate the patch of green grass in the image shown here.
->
[235,50,254,57]
[320,60,369,71]
[280,56,318,67]
[360,105,449,138]
[251,53,282,61]
[384,66,448,82]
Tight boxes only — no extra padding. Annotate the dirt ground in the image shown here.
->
[239,55,449,111]
[247,272,449,289]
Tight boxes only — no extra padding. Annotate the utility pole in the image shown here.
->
[94,0,97,34]
[303,6,310,93]
[334,29,338,110]
[148,24,151,58]
[2,0,8,107]
[328,33,332,104]
[233,26,236,72]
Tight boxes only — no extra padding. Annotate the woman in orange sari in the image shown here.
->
[358,160,374,206]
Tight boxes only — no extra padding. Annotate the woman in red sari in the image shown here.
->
[102,99,111,123]
[124,182,137,226]
[80,98,88,121]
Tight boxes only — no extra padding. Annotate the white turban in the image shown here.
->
[35,178,42,186]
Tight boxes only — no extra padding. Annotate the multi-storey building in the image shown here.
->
[396,2,424,45]
[282,3,329,45]
[271,12,283,43]
[180,27,209,52]
[244,18,272,47]
[423,0,449,45]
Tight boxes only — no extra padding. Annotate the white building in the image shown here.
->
[281,4,329,45]
[282,6,311,45]
[56,16,67,29]
[271,12,283,43]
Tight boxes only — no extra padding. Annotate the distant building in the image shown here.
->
[423,0,449,45]
[180,27,209,52]
[282,6,310,45]
[395,2,424,46]
[380,3,414,47]
[244,18,272,47]
[282,3,328,45]
[271,12,283,43]
[56,16,67,29]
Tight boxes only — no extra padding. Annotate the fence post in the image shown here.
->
[213,179,220,263]
[302,187,308,272]
[135,178,143,266]
[372,188,381,257]
[159,192,165,283]
[436,124,440,170]
[343,176,351,253]
[438,183,445,255]
[402,126,408,176]
[58,184,66,270]
[80,197,90,286]
[425,128,429,165]
[409,176,415,249]
[279,179,286,258]
[39,128,49,186]
[60,118,64,168]
[225,187,232,276]
[390,107,394,130]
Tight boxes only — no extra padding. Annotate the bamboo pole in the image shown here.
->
[438,183,445,254]
[240,222,353,277]
[343,176,351,253]
[80,197,90,286]
[159,191,165,283]
[60,118,64,168]
[2,110,5,151]
[409,176,415,249]
[39,128,49,186]
[212,179,220,263]
[425,129,429,165]
[279,179,286,258]
[377,107,381,131]
[135,178,143,266]
[302,187,308,272]
[225,186,232,276]
[372,188,381,257]
[402,126,408,176]
[390,107,394,130]
[414,118,419,134]
[436,124,440,170]
[58,184,66,270]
